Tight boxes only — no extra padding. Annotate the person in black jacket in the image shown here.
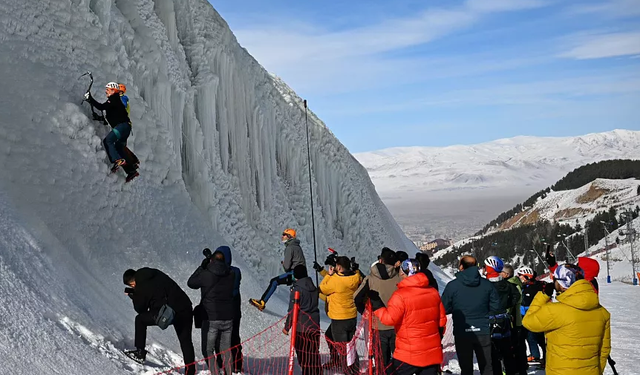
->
[441,256,500,375]
[216,246,244,373]
[517,268,547,365]
[284,265,321,375]
[122,268,195,375]
[483,256,520,375]
[85,82,136,176]
[188,250,236,374]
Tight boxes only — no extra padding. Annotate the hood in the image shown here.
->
[397,272,429,289]
[286,238,301,247]
[135,267,157,283]
[370,263,398,280]
[295,277,317,293]
[577,257,600,281]
[217,245,233,266]
[456,266,481,287]
[508,276,523,289]
[557,279,601,311]
[207,260,230,277]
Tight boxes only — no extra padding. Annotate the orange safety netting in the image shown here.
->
[155,303,455,375]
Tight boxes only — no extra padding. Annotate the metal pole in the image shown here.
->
[625,211,637,286]
[601,221,612,283]
[303,100,319,286]
[287,291,301,375]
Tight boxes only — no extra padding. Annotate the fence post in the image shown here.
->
[367,302,374,375]
[287,291,301,375]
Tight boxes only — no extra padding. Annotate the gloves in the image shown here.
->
[545,245,557,267]
[84,92,91,101]
[312,261,323,273]
[368,290,385,311]
[201,258,210,269]
[543,282,555,297]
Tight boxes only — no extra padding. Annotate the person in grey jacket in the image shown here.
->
[250,228,307,311]
[284,265,321,375]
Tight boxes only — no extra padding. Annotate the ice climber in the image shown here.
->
[122,268,196,375]
[84,82,138,181]
[249,228,306,311]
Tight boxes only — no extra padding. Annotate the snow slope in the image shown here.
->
[0,0,450,374]
[355,130,640,196]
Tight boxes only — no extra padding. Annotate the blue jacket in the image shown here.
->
[441,266,501,336]
[217,246,242,316]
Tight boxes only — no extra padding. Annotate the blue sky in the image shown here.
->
[210,0,640,153]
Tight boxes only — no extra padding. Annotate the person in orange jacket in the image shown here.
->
[374,259,447,375]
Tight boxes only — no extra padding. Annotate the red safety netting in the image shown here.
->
[156,301,456,375]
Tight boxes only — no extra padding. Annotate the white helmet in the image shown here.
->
[517,266,534,277]
[105,82,120,90]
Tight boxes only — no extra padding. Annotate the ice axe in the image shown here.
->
[79,71,106,124]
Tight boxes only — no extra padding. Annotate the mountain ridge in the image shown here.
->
[355,129,640,195]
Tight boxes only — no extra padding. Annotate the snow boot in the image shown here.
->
[123,348,147,364]
[125,171,139,183]
[249,298,265,311]
[111,159,126,173]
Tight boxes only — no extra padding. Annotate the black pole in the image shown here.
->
[304,99,319,285]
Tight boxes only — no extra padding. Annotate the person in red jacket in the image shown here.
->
[374,259,447,375]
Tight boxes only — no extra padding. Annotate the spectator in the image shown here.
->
[483,256,519,375]
[354,247,400,373]
[319,256,362,374]
[374,259,447,375]
[502,264,526,375]
[122,268,196,375]
[441,256,500,375]
[517,267,547,367]
[216,246,244,374]
[415,252,439,291]
[523,264,611,375]
[284,265,321,375]
[187,250,235,374]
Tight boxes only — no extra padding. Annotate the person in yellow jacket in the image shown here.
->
[319,256,362,375]
[522,264,611,375]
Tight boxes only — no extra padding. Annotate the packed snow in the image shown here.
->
[355,129,640,196]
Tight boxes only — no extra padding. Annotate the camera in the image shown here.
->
[350,257,360,272]
[124,287,135,295]
[203,248,213,258]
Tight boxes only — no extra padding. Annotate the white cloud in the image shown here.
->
[561,32,640,59]
[232,0,548,94]
[568,0,640,18]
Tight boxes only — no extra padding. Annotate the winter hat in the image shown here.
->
[400,259,420,277]
[577,257,600,281]
[396,251,409,263]
[293,264,308,280]
[553,264,583,289]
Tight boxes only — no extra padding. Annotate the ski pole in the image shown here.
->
[608,355,618,375]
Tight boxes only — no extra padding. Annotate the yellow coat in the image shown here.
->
[522,280,611,375]
[319,272,362,320]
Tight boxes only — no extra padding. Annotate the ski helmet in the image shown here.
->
[400,259,420,277]
[517,266,534,278]
[484,256,504,273]
[282,228,296,239]
[119,83,127,94]
[105,82,120,91]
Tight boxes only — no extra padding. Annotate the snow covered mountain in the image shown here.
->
[0,1,450,374]
[355,130,640,196]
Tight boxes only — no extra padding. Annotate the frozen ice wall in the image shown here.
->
[0,0,448,373]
